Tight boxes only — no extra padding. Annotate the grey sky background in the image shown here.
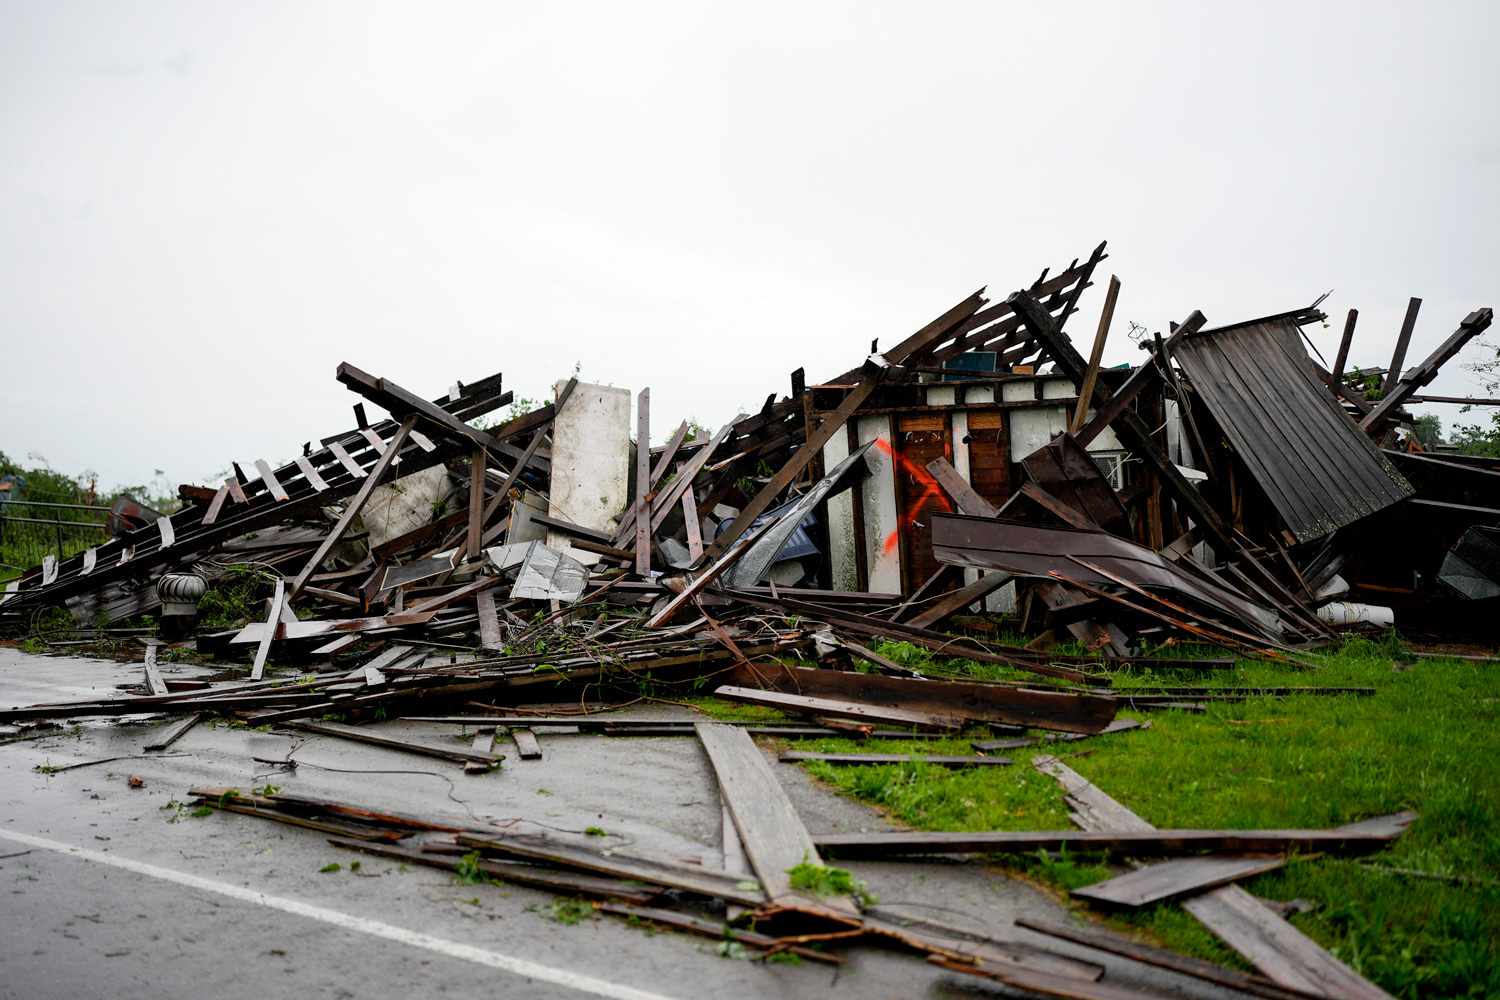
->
[2,1,1496,491]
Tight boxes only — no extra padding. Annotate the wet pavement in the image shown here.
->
[0,647,1238,999]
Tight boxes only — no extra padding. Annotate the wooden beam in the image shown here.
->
[812,827,1402,859]
[682,488,703,562]
[1331,307,1358,383]
[925,457,998,517]
[1362,308,1493,433]
[714,685,963,730]
[779,752,1011,768]
[465,447,485,560]
[249,579,285,681]
[1072,310,1204,447]
[1071,274,1121,432]
[1380,297,1422,396]
[906,572,1013,629]
[1072,855,1288,909]
[286,416,416,601]
[635,388,652,576]
[696,722,860,920]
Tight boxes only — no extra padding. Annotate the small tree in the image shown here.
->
[1411,414,1444,449]
[1451,339,1500,457]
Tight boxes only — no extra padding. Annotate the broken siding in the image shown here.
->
[1174,319,1413,543]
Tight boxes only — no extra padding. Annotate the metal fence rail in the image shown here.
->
[0,499,111,574]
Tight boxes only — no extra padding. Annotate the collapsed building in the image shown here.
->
[0,241,1493,998]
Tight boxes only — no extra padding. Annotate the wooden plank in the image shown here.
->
[1380,296,1422,396]
[780,752,1011,768]
[1034,756,1391,999]
[726,656,1116,733]
[695,722,860,919]
[1072,312,1203,447]
[254,459,290,502]
[224,475,249,504]
[464,730,496,775]
[290,721,504,767]
[360,428,390,456]
[1072,854,1288,909]
[1016,917,1327,1000]
[1331,308,1358,384]
[157,516,175,549]
[510,727,542,760]
[455,830,767,907]
[812,828,1400,859]
[327,440,366,479]
[80,548,97,575]
[143,712,203,752]
[476,589,503,651]
[682,488,703,562]
[1362,307,1493,432]
[925,456,998,516]
[714,685,963,731]
[287,417,416,601]
[598,903,842,965]
[201,486,230,526]
[293,455,329,492]
[466,447,485,560]
[907,572,1012,629]
[330,837,658,905]
[635,387,651,576]
[142,643,168,696]
[249,579,285,681]
[1071,274,1121,432]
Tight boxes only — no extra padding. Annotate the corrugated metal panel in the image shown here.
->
[1174,319,1413,543]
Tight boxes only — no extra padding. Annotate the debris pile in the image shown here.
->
[2,240,1491,997]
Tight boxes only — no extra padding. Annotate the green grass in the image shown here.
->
[768,636,1500,999]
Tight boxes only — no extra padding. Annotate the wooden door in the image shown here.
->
[966,411,1012,510]
[892,414,953,592]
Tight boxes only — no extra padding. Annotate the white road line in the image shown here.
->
[0,827,679,1000]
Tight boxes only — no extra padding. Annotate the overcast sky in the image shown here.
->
[3,1,1496,490]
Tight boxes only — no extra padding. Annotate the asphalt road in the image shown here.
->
[0,647,1236,999]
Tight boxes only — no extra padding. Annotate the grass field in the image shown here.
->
[692,634,1500,998]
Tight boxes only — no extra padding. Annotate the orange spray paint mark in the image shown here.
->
[871,436,953,557]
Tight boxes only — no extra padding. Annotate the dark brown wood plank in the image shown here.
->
[330,837,659,905]
[812,828,1400,859]
[780,752,1011,768]
[289,721,504,767]
[1380,296,1422,396]
[713,685,963,731]
[906,571,1012,629]
[456,829,767,907]
[1072,854,1288,909]
[696,722,859,919]
[1072,274,1121,432]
